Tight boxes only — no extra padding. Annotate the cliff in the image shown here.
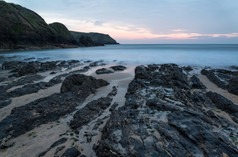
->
[0,1,76,49]
[0,1,118,50]
[70,31,119,45]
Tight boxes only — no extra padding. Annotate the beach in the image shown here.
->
[0,50,238,156]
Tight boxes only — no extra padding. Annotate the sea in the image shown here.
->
[1,44,238,67]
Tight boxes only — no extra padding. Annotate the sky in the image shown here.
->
[5,0,238,44]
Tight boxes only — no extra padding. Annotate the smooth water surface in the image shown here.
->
[1,44,238,66]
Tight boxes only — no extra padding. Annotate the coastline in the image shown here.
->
[0,55,238,156]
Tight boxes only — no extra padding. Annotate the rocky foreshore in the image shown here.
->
[0,58,238,157]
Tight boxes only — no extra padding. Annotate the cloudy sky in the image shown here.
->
[5,0,238,44]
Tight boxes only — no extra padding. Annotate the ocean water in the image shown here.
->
[1,44,238,67]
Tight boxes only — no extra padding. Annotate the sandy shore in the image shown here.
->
[0,61,135,157]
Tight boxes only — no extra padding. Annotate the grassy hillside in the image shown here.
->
[0,1,76,49]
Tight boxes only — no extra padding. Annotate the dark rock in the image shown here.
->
[201,68,234,90]
[95,64,238,157]
[38,138,67,157]
[0,77,6,82]
[50,71,56,74]
[0,93,79,141]
[109,102,119,112]
[70,66,90,74]
[96,68,114,74]
[0,89,9,100]
[60,74,109,97]
[0,140,15,149]
[18,64,38,76]
[24,57,36,61]
[2,61,26,70]
[135,66,150,80]
[70,87,117,130]
[89,61,105,67]
[190,75,206,89]
[70,97,112,129]
[207,92,238,115]
[228,77,238,95]
[168,111,238,156]
[39,61,57,71]
[61,147,81,157]
[110,65,126,71]
[0,74,108,142]
[183,66,193,72]
[8,75,63,98]
[201,69,209,75]
[55,146,65,156]
[0,99,12,109]
[146,98,181,112]
[1,74,45,91]
[93,118,105,130]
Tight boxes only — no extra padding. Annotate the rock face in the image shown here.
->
[71,31,118,45]
[95,64,238,157]
[0,1,76,49]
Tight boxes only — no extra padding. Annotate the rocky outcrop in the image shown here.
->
[2,60,80,77]
[110,65,127,71]
[201,68,238,95]
[0,1,77,49]
[228,77,238,95]
[61,147,81,157]
[70,86,117,130]
[38,138,68,157]
[207,92,238,116]
[96,68,114,74]
[60,74,109,98]
[190,75,206,89]
[95,64,238,157]
[0,74,109,143]
[71,31,118,45]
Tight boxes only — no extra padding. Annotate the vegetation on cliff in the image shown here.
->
[0,1,77,49]
[0,1,118,49]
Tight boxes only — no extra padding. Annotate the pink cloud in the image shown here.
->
[42,16,238,40]
[171,29,187,32]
